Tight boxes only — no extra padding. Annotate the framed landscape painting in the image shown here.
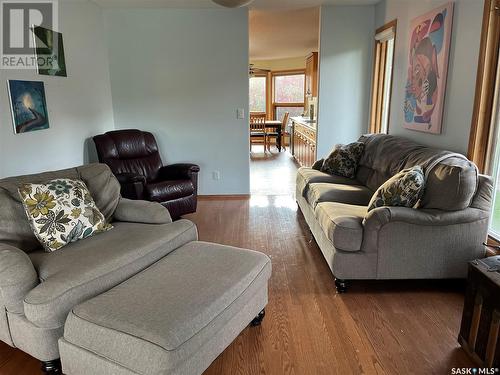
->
[8,80,50,134]
[403,2,454,134]
[33,26,67,77]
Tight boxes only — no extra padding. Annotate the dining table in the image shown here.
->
[264,120,283,152]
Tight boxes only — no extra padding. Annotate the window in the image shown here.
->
[272,71,305,121]
[468,0,500,240]
[249,75,267,113]
[369,20,397,134]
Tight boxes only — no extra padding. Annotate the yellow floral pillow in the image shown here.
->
[18,179,112,252]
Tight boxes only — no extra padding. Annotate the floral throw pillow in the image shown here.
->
[18,179,112,252]
[367,166,425,212]
[320,142,365,179]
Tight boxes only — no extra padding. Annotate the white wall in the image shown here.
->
[317,5,375,158]
[375,0,484,154]
[0,1,115,178]
[104,9,250,195]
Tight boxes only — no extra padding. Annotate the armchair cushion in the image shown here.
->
[0,244,38,314]
[315,202,366,252]
[158,163,200,181]
[146,180,194,203]
[25,220,198,328]
[114,198,172,224]
[18,179,113,252]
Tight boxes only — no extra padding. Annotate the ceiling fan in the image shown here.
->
[249,64,270,76]
[211,0,255,8]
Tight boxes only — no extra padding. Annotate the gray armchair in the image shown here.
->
[0,164,198,372]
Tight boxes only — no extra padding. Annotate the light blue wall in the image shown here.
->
[104,8,250,195]
[316,5,375,158]
[375,0,484,154]
[0,1,115,178]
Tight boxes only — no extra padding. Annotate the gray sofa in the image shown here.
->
[297,134,493,292]
[0,163,271,374]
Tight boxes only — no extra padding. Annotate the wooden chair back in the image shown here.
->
[250,113,266,132]
[281,112,290,131]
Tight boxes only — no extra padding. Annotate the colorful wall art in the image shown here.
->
[403,3,454,134]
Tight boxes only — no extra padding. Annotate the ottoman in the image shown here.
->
[58,241,271,375]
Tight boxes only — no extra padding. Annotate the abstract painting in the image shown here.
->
[8,80,50,134]
[403,3,454,134]
[33,26,67,77]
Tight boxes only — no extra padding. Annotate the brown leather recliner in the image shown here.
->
[93,129,200,219]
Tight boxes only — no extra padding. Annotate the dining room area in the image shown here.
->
[248,6,320,195]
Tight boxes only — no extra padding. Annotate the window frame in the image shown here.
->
[369,20,397,134]
[468,0,500,173]
[271,69,306,120]
[467,0,500,247]
[249,73,269,116]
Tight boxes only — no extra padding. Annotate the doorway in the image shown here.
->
[248,7,320,196]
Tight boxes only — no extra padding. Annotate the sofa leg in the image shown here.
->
[335,278,349,293]
[250,309,266,326]
[41,359,61,374]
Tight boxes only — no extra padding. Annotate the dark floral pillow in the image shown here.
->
[320,142,365,179]
[367,166,425,212]
[18,179,112,252]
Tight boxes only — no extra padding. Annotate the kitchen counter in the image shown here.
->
[291,117,317,167]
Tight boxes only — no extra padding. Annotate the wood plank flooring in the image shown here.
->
[0,149,473,374]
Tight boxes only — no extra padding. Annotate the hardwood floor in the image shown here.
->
[0,150,473,374]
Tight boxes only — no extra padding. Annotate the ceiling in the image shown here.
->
[91,0,380,9]
[250,7,319,60]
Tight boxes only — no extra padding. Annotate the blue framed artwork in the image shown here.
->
[7,80,50,134]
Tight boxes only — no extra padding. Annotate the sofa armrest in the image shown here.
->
[312,159,324,171]
[113,198,172,224]
[363,206,490,231]
[158,163,200,181]
[361,206,490,279]
[0,244,38,314]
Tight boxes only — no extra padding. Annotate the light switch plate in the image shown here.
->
[237,108,245,119]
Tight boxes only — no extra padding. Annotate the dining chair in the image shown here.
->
[250,113,267,152]
[266,112,289,152]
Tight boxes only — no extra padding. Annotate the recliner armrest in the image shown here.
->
[115,173,146,200]
[158,163,200,181]
[115,172,146,184]
[0,244,38,314]
[113,198,172,224]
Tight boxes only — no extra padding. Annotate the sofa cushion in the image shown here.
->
[24,219,198,328]
[0,164,120,253]
[367,166,425,212]
[146,180,194,202]
[18,179,112,252]
[296,167,362,197]
[356,134,422,191]
[315,202,366,252]
[62,241,272,373]
[403,151,478,211]
[321,142,365,178]
[306,183,373,208]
